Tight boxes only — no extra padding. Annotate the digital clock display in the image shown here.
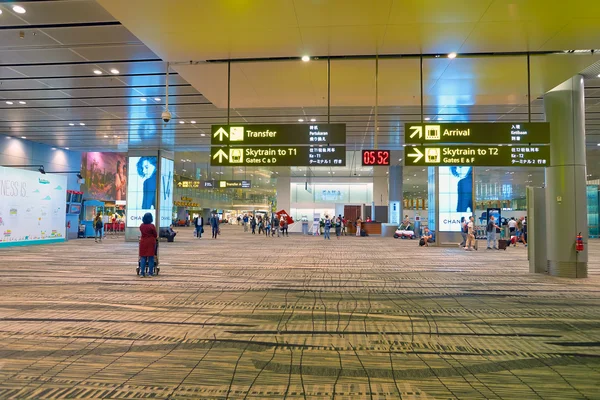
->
[362,150,390,166]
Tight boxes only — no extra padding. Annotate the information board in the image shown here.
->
[0,167,67,247]
[126,156,157,227]
[404,145,550,167]
[211,146,346,167]
[405,122,550,145]
[211,124,346,145]
[159,157,174,228]
[218,180,252,189]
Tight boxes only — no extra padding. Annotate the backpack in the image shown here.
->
[419,238,426,246]
[95,219,103,230]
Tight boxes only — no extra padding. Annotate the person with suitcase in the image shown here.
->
[139,212,158,277]
[486,215,499,250]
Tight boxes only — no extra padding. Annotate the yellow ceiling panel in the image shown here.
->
[540,19,600,51]
[480,0,600,22]
[380,23,475,54]
[460,21,565,53]
[300,25,387,56]
[293,0,393,27]
[387,0,493,24]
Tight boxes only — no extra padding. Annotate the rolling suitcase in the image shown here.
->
[498,239,509,250]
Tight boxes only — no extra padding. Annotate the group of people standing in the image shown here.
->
[241,214,289,237]
[193,214,221,239]
[322,215,347,239]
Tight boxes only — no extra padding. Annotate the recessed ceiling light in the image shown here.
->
[113,135,118,138]
[438,117,444,121]
[200,133,205,137]
[191,120,196,124]
[154,97,161,101]
[301,55,310,62]
[110,68,120,74]
[0,10,2,15]
[103,135,108,138]
[179,121,185,124]
[140,97,147,101]
[298,118,304,122]
[93,70,102,75]
[6,101,13,105]
[19,101,26,105]
[448,52,457,59]
[51,147,56,150]
[69,123,74,126]
[13,6,26,14]
[21,136,26,139]
[79,122,85,126]
[65,147,69,150]
[424,117,431,121]
[597,143,600,146]
[310,118,316,122]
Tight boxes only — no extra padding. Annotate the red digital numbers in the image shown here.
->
[362,150,390,166]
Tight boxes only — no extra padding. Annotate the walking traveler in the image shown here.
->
[265,218,271,236]
[210,213,220,239]
[194,215,204,239]
[139,212,157,277]
[355,217,363,237]
[486,216,499,250]
[323,215,331,240]
[250,217,257,234]
[459,216,467,247]
[464,216,476,251]
[335,216,342,239]
[94,213,103,243]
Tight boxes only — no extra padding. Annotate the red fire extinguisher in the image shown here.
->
[576,232,584,252]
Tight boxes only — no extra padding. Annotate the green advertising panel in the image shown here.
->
[211,146,346,167]
[404,122,550,145]
[211,124,346,145]
[404,145,550,167]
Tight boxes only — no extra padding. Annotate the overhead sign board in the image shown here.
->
[405,122,550,145]
[362,150,391,166]
[404,145,550,167]
[211,146,346,167]
[218,180,252,189]
[211,124,346,145]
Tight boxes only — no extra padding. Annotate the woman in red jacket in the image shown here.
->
[139,212,157,277]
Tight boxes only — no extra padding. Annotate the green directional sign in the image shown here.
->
[211,124,346,146]
[210,145,346,167]
[405,122,550,145]
[404,145,550,167]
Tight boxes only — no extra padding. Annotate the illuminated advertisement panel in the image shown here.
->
[126,156,157,228]
[438,166,473,232]
[159,158,174,228]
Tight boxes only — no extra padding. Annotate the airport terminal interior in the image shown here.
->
[1,1,600,399]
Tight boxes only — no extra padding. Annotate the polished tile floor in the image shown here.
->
[0,226,599,399]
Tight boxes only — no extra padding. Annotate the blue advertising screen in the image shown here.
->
[438,166,473,232]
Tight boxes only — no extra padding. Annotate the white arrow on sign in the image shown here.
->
[408,147,423,163]
[212,149,229,163]
[409,126,423,139]
[213,127,229,141]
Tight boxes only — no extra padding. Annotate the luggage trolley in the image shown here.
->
[137,239,160,276]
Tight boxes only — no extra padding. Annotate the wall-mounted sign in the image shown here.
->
[404,145,550,167]
[405,122,550,145]
[211,146,346,166]
[174,200,200,208]
[362,150,391,166]
[211,124,346,145]
[218,180,252,189]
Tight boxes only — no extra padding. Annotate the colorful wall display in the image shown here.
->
[438,166,473,232]
[81,152,127,201]
[0,166,67,246]
[126,156,157,228]
[159,157,174,228]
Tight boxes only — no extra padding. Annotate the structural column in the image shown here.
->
[388,165,403,225]
[372,166,388,221]
[544,75,588,278]
[275,175,291,213]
